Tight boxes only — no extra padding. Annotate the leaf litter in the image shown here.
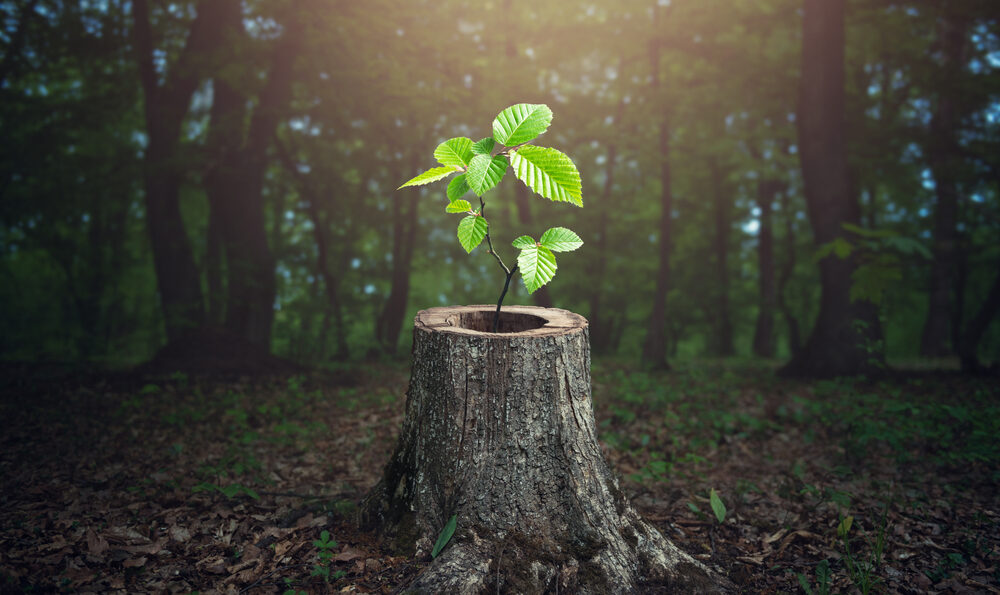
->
[0,360,997,593]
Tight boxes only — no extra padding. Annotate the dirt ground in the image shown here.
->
[0,359,997,593]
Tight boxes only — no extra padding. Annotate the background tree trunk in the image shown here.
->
[920,12,968,357]
[376,193,417,353]
[777,189,802,356]
[362,306,730,593]
[710,159,734,357]
[753,179,780,358]
[780,0,883,377]
[132,0,219,341]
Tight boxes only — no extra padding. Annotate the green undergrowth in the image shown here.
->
[591,361,1000,481]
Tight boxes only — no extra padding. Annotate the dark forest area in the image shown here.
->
[1,0,999,593]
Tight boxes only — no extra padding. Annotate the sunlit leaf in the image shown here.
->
[492,103,553,146]
[457,214,488,253]
[518,245,556,293]
[471,137,496,156]
[447,174,470,202]
[398,166,459,189]
[539,227,583,252]
[446,200,471,213]
[466,154,507,196]
[837,515,853,539]
[510,145,582,206]
[434,137,474,168]
[512,235,535,249]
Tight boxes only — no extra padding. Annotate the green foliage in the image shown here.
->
[492,103,553,146]
[465,154,508,196]
[816,223,932,306]
[509,146,583,206]
[446,200,472,214]
[457,214,488,253]
[397,103,583,304]
[434,137,475,168]
[709,488,727,523]
[310,530,345,583]
[517,244,557,294]
[398,166,461,189]
[431,514,458,559]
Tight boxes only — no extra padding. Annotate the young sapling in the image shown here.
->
[398,103,584,332]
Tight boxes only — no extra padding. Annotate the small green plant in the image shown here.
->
[797,559,832,595]
[399,103,584,331]
[431,514,458,559]
[310,530,345,583]
[836,505,889,595]
[709,488,727,524]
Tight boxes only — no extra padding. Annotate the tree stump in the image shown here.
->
[362,306,731,593]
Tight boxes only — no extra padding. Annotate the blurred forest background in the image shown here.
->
[2,0,1000,375]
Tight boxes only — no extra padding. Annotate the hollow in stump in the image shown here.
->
[361,306,731,593]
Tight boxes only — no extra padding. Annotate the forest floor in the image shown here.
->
[1,359,998,594]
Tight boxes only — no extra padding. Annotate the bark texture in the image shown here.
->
[363,306,730,593]
[780,0,884,377]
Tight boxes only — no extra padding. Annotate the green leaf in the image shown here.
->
[447,174,470,202]
[434,137,474,168]
[431,514,457,559]
[709,488,727,524]
[471,137,496,156]
[466,154,507,196]
[512,235,535,249]
[518,245,556,294]
[815,237,853,261]
[540,227,583,252]
[510,145,582,206]
[398,166,459,189]
[446,200,471,213]
[492,103,553,146]
[837,515,853,539]
[457,215,488,253]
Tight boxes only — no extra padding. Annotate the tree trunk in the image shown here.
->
[920,12,968,357]
[780,0,884,377]
[642,8,673,370]
[710,160,735,357]
[132,0,226,341]
[776,190,802,356]
[362,306,731,593]
[958,265,1000,373]
[753,179,780,358]
[376,193,418,353]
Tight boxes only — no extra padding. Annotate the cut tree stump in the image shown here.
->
[361,305,731,593]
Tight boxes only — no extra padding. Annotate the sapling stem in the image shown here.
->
[396,104,584,323]
[479,196,516,332]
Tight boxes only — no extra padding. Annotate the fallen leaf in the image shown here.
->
[334,547,365,563]
[86,529,109,556]
[123,556,146,568]
[169,525,191,543]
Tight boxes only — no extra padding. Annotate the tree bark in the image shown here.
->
[588,97,624,354]
[709,160,734,357]
[958,265,1000,373]
[780,0,884,377]
[776,190,802,356]
[362,306,731,593]
[641,9,674,370]
[132,0,220,341]
[376,192,418,353]
[920,12,968,357]
[202,4,298,349]
[753,179,781,358]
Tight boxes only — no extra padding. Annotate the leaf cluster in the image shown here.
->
[399,103,584,294]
